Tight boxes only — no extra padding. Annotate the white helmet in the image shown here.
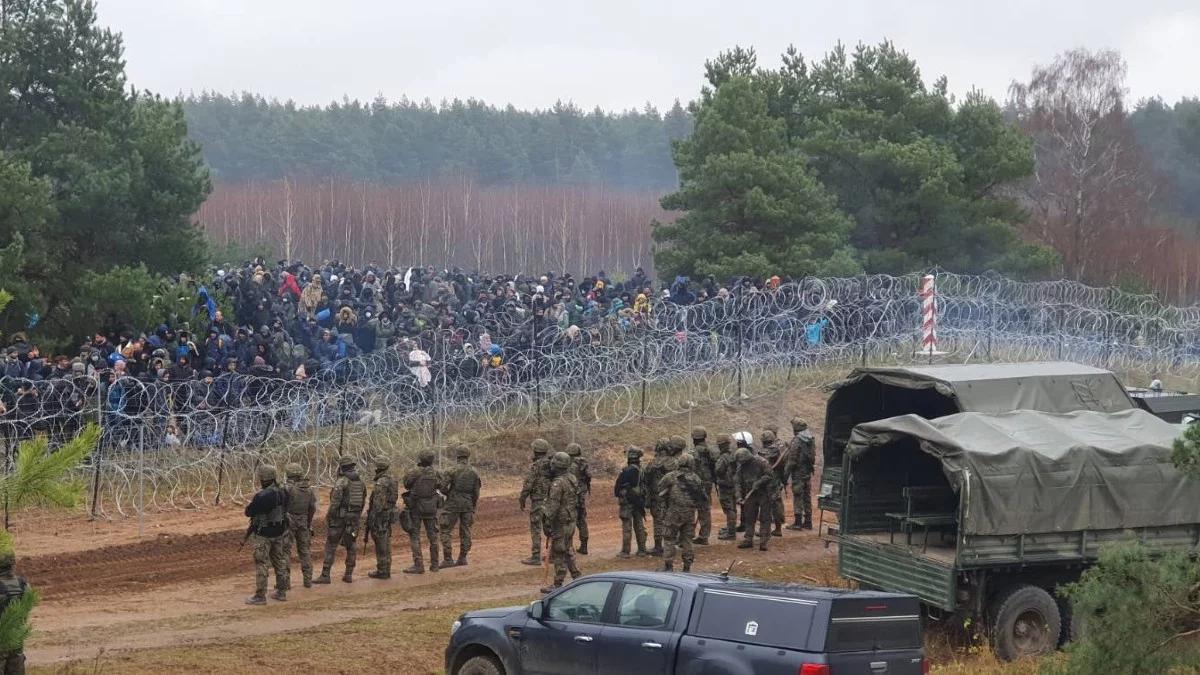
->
[732,431,754,448]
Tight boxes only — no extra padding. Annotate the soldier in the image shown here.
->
[566,442,592,555]
[0,549,30,672]
[282,463,317,588]
[784,417,816,530]
[734,442,777,551]
[540,452,582,593]
[642,438,667,556]
[244,465,290,604]
[439,444,481,567]
[366,456,398,579]
[402,448,443,574]
[760,428,786,537]
[614,446,648,558]
[658,453,703,572]
[690,427,716,545]
[517,439,552,565]
[314,456,366,584]
[713,433,739,540]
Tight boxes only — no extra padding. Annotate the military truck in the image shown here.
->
[816,362,1135,534]
[835,407,1200,661]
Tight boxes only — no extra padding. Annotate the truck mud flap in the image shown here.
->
[838,537,956,611]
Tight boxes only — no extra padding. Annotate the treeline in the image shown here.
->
[181,93,692,188]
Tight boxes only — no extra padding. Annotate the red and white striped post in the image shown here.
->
[919,274,937,361]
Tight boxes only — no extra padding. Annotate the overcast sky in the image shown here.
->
[96,0,1200,111]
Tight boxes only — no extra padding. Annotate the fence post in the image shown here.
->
[1057,305,1065,360]
[137,426,145,538]
[214,411,231,506]
[736,300,744,402]
[339,387,348,454]
[428,331,439,445]
[3,436,11,531]
[533,310,542,428]
[639,329,648,418]
[988,294,996,361]
[90,375,104,519]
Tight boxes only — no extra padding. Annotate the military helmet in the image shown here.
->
[677,453,695,470]
[257,465,277,482]
[691,426,707,440]
[550,451,572,471]
[734,447,753,463]
[668,435,687,454]
[454,444,471,459]
[655,437,669,453]
[716,433,732,449]
[531,438,551,455]
[285,462,303,479]
[732,431,754,448]
[791,417,808,432]
[762,429,777,444]
[625,446,643,460]
[565,442,582,457]
[337,456,356,469]
[764,423,779,434]
[418,448,436,465]
[375,456,391,471]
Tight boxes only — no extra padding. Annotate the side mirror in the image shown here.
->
[528,600,545,621]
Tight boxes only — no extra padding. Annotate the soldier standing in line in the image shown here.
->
[614,446,648,558]
[734,438,777,551]
[658,453,702,572]
[314,456,366,584]
[643,437,673,556]
[518,439,552,565]
[689,427,716,546]
[0,550,30,672]
[713,434,739,540]
[282,463,317,588]
[403,448,443,574]
[785,418,816,530]
[439,444,481,568]
[760,428,787,538]
[366,457,398,579]
[244,465,290,604]
[566,442,592,555]
[540,452,582,593]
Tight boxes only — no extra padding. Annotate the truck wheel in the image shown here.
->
[987,584,1061,661]
[456,654,504,675]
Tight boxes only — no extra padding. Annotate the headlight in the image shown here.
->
[450,620,462,635]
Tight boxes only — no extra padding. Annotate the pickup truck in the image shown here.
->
[444,570,927,675]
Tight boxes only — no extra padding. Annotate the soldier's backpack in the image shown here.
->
[412,468,439,515]
[452,466,478,495]
[342,477,366,517]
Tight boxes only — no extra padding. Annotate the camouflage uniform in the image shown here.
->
[315,457,366,584]
[245,466,290,603]
[403,449,443,573]
[518,439,552,564]
[735,447,777,551]
[760,429,787,536]
[713,434,738,540]
[566,443,592,555]
[658,454,703,572]
[439,444,481,567]
[0,552,29,672]
[614,446,648,557]
[690,427,717,544]
[366,458,398,579]
[784,418,816,530]
[540,452,581,593]
[645,437,682,555]
[282,463,318,587]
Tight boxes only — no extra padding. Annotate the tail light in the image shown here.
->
[799,665,830,675]
[922,657,930,674]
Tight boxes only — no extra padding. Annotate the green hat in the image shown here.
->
[257,465,277,482]
[418,449,436,465]
[531,438,551,455]
[337,456,356,468]
[625,446,643,460]
[677,453,695,470]
[716,433,732,449]
[565,443,582,457]
[374,456,391,471]
[791,417,808,431]
[285,463,303,479]
[691,427,707,440]
[550,451,572,471]
[735,447,753,463]
[454,444,471,459]
[762,429,776,444]
[668,435,686,454]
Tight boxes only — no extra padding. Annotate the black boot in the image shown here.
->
[787,518,804,531]
[650,537,663,557]
[520,554,542,566]
[438,560,457,569]
[342,571,354,583]
[456,555,468,567]
[577,539,588,555]
[737,539,753,549]
[540,582,563,594]
[682,561,692,572]
[660,561,673,572]
[736,524,745,533]
[313,567,332,584]
[772,526,783,537]
[693,537,709,545]
[802,517,813,530]
[403,564,425,574]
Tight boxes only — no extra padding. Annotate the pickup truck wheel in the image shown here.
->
[987,584,1061,662]
[456,654,503,675]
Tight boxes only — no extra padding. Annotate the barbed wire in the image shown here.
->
[2,272,1197,520]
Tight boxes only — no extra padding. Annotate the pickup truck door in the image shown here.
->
[518,580,613,675]
[595,582,680,675]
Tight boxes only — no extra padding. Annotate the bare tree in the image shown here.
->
[278,176,296,261]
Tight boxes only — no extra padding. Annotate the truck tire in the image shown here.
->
[987,584,1061,662]
[456,654,504,675]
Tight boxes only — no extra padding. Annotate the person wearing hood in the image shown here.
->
[299,275,323,316]
[314,456,366,585]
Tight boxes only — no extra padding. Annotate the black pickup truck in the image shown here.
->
[445,571,927,675]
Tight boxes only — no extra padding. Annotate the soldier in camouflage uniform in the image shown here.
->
[439,444,481,567]
[403,448,443,574]
[518,439,552,565]
[713,434,739,540]
[314,456,366,584]
[566,442,592,555]
[658,453,703,572]
[735,444,778,551]
[614,446,648,558]
[0,550,29,672]
[642,437,668,556]
[689,427,716,545]
[540,452,582,593]
[784,417,816,530]
[282,463,317,587]
[366,457,398,579]
[760,429,786,537]
[244,465,290,603]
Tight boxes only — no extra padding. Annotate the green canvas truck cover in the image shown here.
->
[845,409,1200,536]
[826,362,1134,414]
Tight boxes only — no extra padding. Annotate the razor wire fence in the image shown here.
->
[2,271,1199,523]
